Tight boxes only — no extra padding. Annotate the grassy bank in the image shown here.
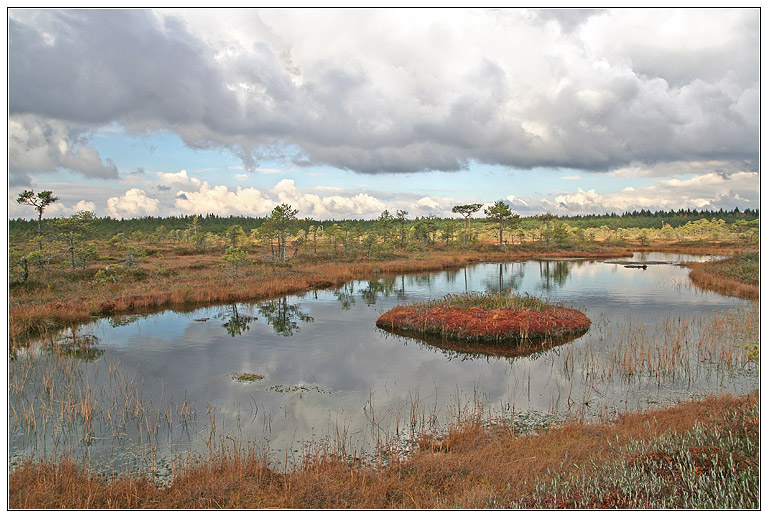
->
[8,245,627,347]
[12,240,757,347]
[9,392,757,509]
[7,242,759,509]
[687,252,759,300]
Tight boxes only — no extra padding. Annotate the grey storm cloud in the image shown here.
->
[8,8,760,176]
[8,115,118,182]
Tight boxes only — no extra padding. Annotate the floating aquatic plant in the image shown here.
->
[231,373,264,382]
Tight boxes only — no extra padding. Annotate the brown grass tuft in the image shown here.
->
[9,393,755,509]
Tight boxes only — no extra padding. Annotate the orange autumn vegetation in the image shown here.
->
[8,393,756,509]
[8,248,621,347]
[686,253,759,300]
[377,292,591,344]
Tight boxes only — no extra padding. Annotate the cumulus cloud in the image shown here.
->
[47,199,98,218]
[415,197,440,210]
[7,8,759,177]
[72,200,96,213]
[157,169,201,187]
[168,178,456,219]
[107,188,161,218]
[505,171,758,216]
[8,115,118,182]
[174,182,275,216]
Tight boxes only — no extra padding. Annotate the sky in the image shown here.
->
[6,7,761,221]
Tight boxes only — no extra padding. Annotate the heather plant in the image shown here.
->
[519,399,759,509]
[377,291,589,346]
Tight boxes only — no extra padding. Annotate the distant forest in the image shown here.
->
[8,207,758,240]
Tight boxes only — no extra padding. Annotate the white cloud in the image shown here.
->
[174,182,275,216]
[8,115,118,184]
[608,160,753,179]
[415,196,439,209]
[272,178,387,218]
[25,198,98,218]
[8,8,758,178]
[504,171,758,216]
[73,200,96,213]
[107,188,161,218]
[561,175,581,180]
[157,169,201,187]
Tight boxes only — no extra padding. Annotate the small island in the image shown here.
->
[376,292,590,355]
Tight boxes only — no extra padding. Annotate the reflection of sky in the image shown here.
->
[31,253,753,464]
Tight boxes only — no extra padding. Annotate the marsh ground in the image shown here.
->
[7,239,760,509]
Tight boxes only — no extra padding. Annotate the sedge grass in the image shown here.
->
[8,392,757,509]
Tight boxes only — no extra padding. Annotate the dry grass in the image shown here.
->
[9,247,630,347]
[376,292,591,344]
[8,242,759,509]
[687,253,759,300]
[8,392,755,509]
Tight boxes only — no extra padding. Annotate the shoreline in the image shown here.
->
[9,391,758,509]
[7,244,759,509]
[9,247,630,346]
[11,243,751,346]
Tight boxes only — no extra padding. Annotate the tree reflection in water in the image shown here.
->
[538,260,572,292]
[484,262,525,293]
[333,282,357,310]
[52,325,104,361]
[257,297,314,336]
[218,304,255,337]
[359,277,401,305]
[334,277,407,310]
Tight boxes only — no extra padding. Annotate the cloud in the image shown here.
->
[174,182,275,216]
[272,178,387,218]
[107,188,161,218]
[72,200,96,213]
[8,8,759,176]
[8,115,119,181]
[34,199,96,218]
[608,160,756,179]
[169,178,399,219]
[415,197,440,210]
[505,171,758,216]
[157,169,201,187]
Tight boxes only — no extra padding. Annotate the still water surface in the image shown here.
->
[9,253,757,475]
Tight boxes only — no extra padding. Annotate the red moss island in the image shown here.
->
[376,292,590,351]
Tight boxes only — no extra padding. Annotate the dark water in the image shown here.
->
[8,253,757,474]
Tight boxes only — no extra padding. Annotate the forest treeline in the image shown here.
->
[8,207,759,240]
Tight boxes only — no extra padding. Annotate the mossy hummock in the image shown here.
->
[376,292,591,345]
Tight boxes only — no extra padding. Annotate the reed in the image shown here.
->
[686,253,759,300]
[8,393,757,509]
[8,341,198,479]
[9,247,629,347]
[593,304,758,385]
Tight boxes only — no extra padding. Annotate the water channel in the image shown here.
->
[8,252,758,477]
